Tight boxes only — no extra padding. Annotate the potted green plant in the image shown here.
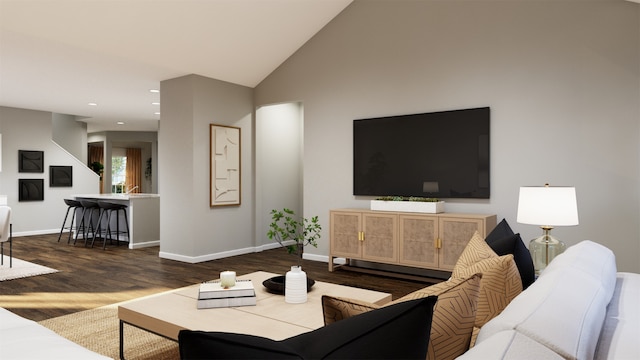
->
[266,208,321,298]
[371,196,445,213]
[89,161,104,180]
[267,208,321,262]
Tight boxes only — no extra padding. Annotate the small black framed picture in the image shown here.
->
[19,179,44,201]
[50,166,73,187]
[19,150,44,173]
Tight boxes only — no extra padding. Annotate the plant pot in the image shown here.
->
[370,200,445,213]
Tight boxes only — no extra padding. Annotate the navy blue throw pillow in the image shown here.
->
[179,296,437,360]
[485,219,536,289]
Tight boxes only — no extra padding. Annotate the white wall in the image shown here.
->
[158,74,255,262]
[255,103,303,248]
[255,1,640,272]
[0,106,99,235]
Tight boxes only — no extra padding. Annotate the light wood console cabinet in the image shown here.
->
[329,209,496,273]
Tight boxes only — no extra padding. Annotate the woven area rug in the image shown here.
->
[39,305,179,359]
[0,255,58,281]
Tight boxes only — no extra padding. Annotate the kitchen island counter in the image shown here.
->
[74,194,160,249]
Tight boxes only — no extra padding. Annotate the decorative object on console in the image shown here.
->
[370,196,444,213]
[517,184,579,276]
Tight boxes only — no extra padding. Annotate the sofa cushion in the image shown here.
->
[452,231,523,341]
[475,241,618,360]
[179,296,437,360]
[457,330,564,360]
[453,231,498,271]
[484,219,535,290]
[323,273,482,360]
[484,218,515,243]
[543,240,616,298]
[595,272,640,360]
[0,307,110,359]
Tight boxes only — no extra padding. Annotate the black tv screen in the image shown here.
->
[353,107,490,199]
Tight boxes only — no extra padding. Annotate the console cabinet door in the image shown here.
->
[399,215,438,268]
[330,211,363,259]
[362,213,398,264]
[438,217,484,271]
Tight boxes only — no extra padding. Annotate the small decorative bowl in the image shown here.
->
[262,275,315,294]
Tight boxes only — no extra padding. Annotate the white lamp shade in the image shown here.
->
[517,186,579,226]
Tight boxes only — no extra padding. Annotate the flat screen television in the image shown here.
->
[353,107,490,199]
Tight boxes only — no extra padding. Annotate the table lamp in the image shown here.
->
[517,184,579,276]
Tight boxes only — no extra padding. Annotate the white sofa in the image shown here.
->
[459,240,639,360]
[0,307,110,359]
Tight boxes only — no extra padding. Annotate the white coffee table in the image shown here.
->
[117,271,391,359]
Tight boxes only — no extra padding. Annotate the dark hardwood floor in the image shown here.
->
[1,233,436,322]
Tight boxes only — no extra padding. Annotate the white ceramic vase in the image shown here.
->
[285,265,307,304]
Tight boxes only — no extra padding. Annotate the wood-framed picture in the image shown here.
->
[210,124,241,207]
[50,165,73,187]
[19,179,44,201]
[19,150,44,173]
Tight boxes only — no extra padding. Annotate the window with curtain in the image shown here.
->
[126,148,142,193]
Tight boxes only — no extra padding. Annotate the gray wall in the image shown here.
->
[88,131,158,194]
[254,1,640,272]
[255,103,304,249]
[158,74,255,261]
[52,113,88,161]
[0,106,99,235]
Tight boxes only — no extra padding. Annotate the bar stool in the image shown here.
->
[75,199,101,246]
[57,199,82,244]
[91,201,130,249]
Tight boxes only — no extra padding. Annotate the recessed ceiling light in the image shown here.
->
[149,89,160,93]
[88,102,98,106]
[117,121,125,125]
[152,102,160,105]
[154,112,160,115]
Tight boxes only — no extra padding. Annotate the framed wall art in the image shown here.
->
[50,165,73,187]
[19,179,44,201]
[210,124,241,207]
[19,150,44,173]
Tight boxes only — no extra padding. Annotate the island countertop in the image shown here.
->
[74,193,160,200]
[73,194,160,249]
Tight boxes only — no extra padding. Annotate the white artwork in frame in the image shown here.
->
[210,124,241,207]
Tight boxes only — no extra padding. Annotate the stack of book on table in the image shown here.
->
[197,279,256,309]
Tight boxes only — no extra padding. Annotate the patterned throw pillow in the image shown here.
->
[322,273,482,360]
[452,231,523,345]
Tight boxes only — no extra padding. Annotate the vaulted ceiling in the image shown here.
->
[0,0,352,132]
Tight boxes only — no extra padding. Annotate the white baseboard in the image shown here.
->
[160,244,333,265]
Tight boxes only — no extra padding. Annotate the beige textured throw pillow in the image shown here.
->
[452,231,523,345]
[322,273,482,360]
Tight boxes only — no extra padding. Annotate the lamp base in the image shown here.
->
[529,233,566,277]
